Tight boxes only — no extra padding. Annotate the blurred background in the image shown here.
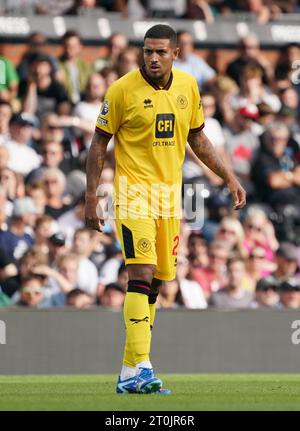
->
[0,0,300,313]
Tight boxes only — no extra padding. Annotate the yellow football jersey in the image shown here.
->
[95,66,205,218]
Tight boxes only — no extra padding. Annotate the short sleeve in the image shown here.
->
[95,82,124,138]
[189,78,205,134]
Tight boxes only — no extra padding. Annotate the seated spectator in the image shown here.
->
[251,123,300,208]
[0,54,19,102]
[275,43,300,84]
[19,54,70,119]
[73,73,107,148]
[72,227,99,295]
[190,240,230,298]
[201,92,228,176]
[184,91,229,187]
[100,67,119,88]
[33,214,56,255]
[216,217,247,258]
[26,183,47,215]
[245,246,271,289]
[243,207,279,261]
[233,64,281,113]
[272,242,299,282]
[38,114,82,171]
[0,100,13,145]
[57,193,85,246]
[244,0,272,24]
[223,104,259,194]
[0,168,24,202]
[98,243,124,286]
[27,140,64,182]
[17,32,59,82]
[41,168,72,218]
[94,32,128,73]
[185,0,215,22]
[15,274,50,308]
[278,86,299,113]
[0,248,48,298]
[0,197,36,262]
[157,279,184,309]
[58,30,92,104]
[4,113,41,176]
[256,103,276,135]
[278,278,300,309]
[173,30,216,90]
[187,232,209,269]
[116,47,140,78]
[226,34,272,85]
[56,253,80,290]
[250,276,280,309]
[201,192,233,242]
[48,232,68,265]
[99,283,126,310]
[209,257,254,309]
[66,287,94,308]
[176,255,207,309]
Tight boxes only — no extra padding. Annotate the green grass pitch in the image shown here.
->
[0,374,300,411]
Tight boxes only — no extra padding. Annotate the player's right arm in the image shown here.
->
[85,130,110,232]
[85,81,124,232]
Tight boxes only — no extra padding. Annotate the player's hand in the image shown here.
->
[227,176,246,210]
[85,195,104,233]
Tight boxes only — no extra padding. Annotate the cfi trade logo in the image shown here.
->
[0,320,6,345]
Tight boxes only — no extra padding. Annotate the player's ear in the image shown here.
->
[173,47,179,60]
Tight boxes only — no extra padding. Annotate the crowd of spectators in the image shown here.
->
[0,23,300,311]
[2,0,300,22]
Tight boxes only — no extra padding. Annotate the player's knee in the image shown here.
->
[127,264,156,284]
[127,279,151,296]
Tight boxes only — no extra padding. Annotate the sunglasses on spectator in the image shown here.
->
[258,286,277,292]
[246,224,262,232]
[22,287,43,294]
[219,228,236,235]
[210,253,228,260]
[250,254,265,260]
[44,178,58,184]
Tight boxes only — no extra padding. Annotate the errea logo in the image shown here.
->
[144,99,153,108]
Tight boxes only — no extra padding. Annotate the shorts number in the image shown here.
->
[172,235,179,256]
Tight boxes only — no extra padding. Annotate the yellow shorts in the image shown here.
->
[115,214,180,281]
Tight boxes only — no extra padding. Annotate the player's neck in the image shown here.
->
[155,72,172,89]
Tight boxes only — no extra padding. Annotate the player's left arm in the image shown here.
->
[188,129,246,209]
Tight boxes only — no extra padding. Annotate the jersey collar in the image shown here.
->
[140,65,173,91]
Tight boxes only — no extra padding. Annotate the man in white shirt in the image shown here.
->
[173,30,216,90]
[4,112,41,176]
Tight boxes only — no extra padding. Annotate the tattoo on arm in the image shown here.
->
[188,130,232,182]
[86,130,110,197]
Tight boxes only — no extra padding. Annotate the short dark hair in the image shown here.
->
[63,30,81,43]
[144,25,177,46]
[227,256,245,268]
